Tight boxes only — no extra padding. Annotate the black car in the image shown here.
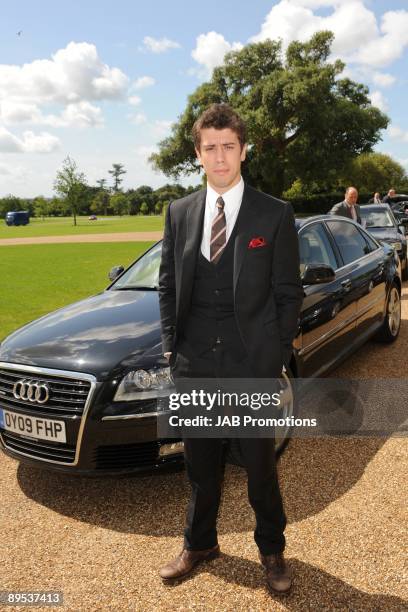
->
[0,216,402,475]
[359,204,408,279]
[388,197,408,225]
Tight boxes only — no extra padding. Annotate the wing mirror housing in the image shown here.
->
[108,265,125,281]
[302,264,336,285]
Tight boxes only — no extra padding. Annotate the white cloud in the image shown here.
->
[60,101,104,128]
[132,76,155,90]
[128,95,141,106]
[142,36,180,54]
[0,42,129,106]
[0,41,129,151]
[354,10,408,68]
[388,125,408,143]
[191,31,243,77]
[250,1,408,70]
[153,119,173,136]
[0,127,60,153]
[368,90,388,112]
[371,71,396,88]
[129,112,147,125]
[0,100,103,128]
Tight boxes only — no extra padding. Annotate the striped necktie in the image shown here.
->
[210,196,226,263]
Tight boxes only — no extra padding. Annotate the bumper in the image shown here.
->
[0,362,184,476]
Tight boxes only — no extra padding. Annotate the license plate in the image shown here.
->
[0,408,66,443]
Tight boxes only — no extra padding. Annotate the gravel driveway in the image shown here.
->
[1,286,407,611]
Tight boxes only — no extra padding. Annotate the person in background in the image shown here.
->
[382,189,396,205]
[328,186,362,224]
[369,192,382,204]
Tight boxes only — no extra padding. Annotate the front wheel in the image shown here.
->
[374,283,401,342]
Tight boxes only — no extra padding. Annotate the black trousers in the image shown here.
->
[171,339,287,555]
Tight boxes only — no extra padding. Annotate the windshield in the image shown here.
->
[111,242,162,290]
[360,209,394,228]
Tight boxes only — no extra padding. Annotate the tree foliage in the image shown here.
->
[339,152,407,194]
[54,156,88,226]
[150,32,389,197]
[108,163,126,192]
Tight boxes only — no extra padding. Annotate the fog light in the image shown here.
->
[159,441,184,456]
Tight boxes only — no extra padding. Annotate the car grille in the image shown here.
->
[0,364,95,465]
[94,441,160,470]
[2,431,76,463]
[0,367,91,418]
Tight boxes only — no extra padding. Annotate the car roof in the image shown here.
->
[360,204,390,210]
[295,214,339,228]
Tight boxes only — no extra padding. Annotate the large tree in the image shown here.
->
[150,32,389,197]
[54,156,87,226]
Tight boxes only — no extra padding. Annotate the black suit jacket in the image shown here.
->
[329,201,362,224]
[158,184,303,377]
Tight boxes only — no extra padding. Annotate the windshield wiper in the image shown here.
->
[113,285,157,291]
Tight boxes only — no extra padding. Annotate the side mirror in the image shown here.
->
[108,265,124,281]
[302,264,336,285]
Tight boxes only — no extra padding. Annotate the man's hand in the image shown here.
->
[164,352,172,362]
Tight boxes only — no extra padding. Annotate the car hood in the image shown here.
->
[0,290,164,380]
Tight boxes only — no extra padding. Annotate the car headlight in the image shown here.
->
[390,241,402,251]
[114,367,175,401]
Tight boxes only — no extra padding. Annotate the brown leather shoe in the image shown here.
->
[259,552,293,594]
[160,544,220,581]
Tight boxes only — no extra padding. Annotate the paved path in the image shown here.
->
[0,231,163,246]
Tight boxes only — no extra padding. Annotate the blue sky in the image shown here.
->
[1,0,407,197]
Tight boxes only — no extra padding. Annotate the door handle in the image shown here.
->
[341,279,352,291]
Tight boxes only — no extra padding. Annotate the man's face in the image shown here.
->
[345,189,358,205]
[389,189,396,197]
[195,127,247,194]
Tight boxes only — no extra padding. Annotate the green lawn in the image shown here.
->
[0,215,164,239]
[0,242,154,341]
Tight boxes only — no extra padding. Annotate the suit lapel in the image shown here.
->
[178,190,206,316]
[233,185,254,294]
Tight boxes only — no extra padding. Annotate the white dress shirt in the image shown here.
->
[200,177,245,261]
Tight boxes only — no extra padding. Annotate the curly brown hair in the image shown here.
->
[192,103,246,151]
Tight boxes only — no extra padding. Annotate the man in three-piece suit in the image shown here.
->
[158,104,303,594]
[328,186,362,224]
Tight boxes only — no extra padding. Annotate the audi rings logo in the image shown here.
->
[12,379,50,404]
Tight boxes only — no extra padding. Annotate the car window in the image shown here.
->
[360,209,394,228]
[326,220,371,266]
[299,223,338,275]
[112,242,162,289]
[359,228,379,252]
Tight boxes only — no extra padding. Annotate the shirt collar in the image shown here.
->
[207,177,244,212]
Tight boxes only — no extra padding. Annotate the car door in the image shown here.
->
[298,220,357,377]
[326,219,386,339]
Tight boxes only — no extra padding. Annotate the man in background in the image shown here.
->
[382,188,396,205]
[328,186,362,224]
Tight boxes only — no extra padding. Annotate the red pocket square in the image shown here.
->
[248,236,267,249]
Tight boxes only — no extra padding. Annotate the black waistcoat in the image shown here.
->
[181,220,247,359]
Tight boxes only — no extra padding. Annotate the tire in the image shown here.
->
[374,283,401,342]
[226,366,297,466]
